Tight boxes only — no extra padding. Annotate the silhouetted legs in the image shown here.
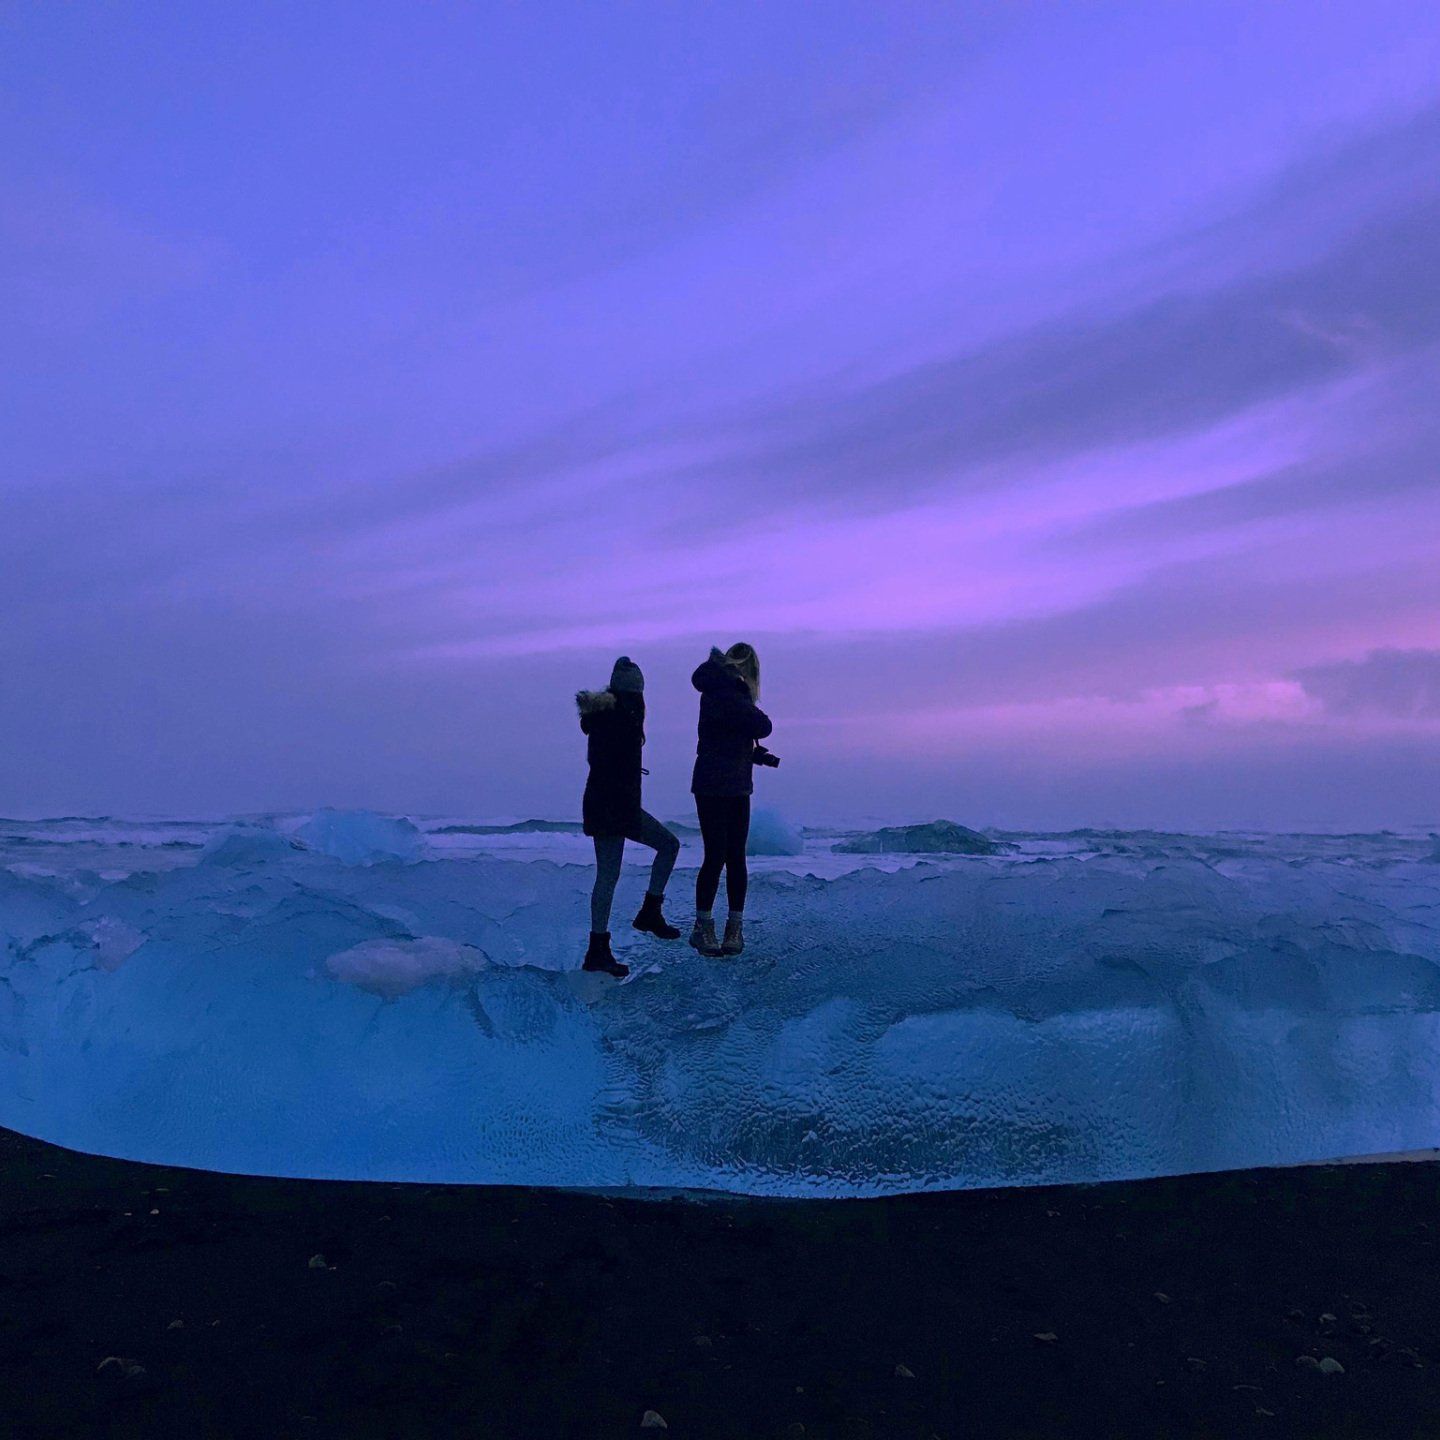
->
[590,810,680,932]
[695,794,751,915]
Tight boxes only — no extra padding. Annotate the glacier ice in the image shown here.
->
[292,808,423,865]
[747,808,805,856]
[835,820,1008,855]
[85,916,147,973]
[201,824,305,866]
[326,936,489,1000]
[2,824,1440,1196]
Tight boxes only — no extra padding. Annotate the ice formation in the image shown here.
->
[201,824,305,866]
[326,936,488,1000]
[835,820,1008,855]
[3,820,1440,1196]
[747,808,805,856]
[292,808,422,865]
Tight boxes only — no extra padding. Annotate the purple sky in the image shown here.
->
[3,1,1439,828]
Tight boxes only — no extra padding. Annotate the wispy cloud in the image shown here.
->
[1297,649,1440,720]
[1,2,1438,821]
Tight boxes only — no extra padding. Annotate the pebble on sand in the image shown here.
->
[307,1254,328,1269]
[641,1410,668,1429]
[895,1364,916,1378]
[96,1357,145,1378]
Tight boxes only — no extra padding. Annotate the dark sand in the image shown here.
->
[3,1128,1439,1439]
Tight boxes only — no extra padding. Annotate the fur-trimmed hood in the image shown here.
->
[579,682,646,836]
[576,689,617,715]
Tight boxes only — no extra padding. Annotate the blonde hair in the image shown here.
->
[724,641,760,700]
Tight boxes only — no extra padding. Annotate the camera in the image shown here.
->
[755,746,780,768]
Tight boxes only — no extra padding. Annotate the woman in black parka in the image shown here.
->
[576,656,681,977]
[689,642,778,957]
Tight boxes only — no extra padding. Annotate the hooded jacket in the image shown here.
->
[690,648,774,797]
[577,688,645,837]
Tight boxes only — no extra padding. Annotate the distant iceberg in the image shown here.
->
[834,819,1008,855]
[293,809,423,865]
[4,824,1440,1196]
[200,824,304,867]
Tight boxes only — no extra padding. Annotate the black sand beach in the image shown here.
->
[3,1127,1439,1439]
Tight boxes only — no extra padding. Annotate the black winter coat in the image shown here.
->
[578,689,645,837]
[690,651,773,797]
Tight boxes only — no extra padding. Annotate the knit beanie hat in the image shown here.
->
[610,656,644,693]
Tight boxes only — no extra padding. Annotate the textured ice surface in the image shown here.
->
[3,819,1440,1195]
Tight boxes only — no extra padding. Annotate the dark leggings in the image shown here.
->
[590,810,680,932]
[695,794,750,914]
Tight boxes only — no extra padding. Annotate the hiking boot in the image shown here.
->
[633,892,681,940]
[582,932,629,979]
[689,917,721,956]
[720,916,745,956]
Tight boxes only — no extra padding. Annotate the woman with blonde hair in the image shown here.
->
[688,641,779,957]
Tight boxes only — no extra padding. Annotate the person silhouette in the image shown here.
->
[576,656,682,977]
[688,642,777,957]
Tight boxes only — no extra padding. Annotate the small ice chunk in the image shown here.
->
[200,825,302,867]
[87,917,146,972]
[325,937,487,999]
[295,809,422,866]
[748,808,804,856]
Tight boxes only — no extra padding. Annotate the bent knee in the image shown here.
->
[662,831,681,858]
